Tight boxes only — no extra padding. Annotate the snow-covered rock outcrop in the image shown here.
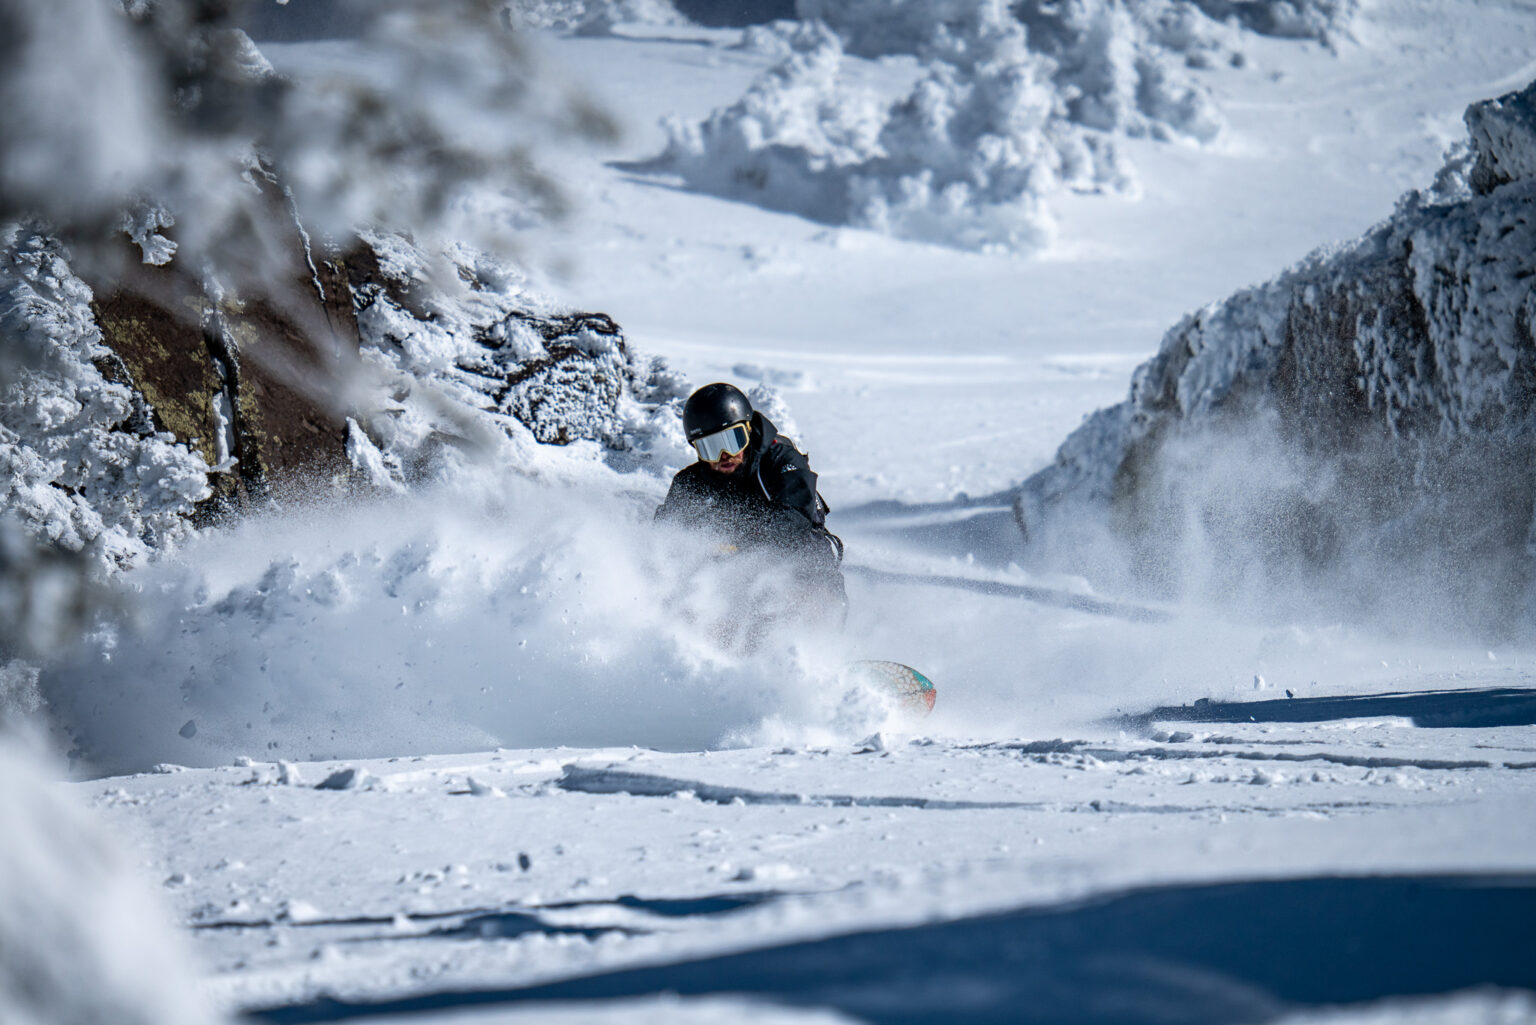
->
[2,208,691,735]
[635,0,1354,251]
[1015,79,1536,634]
[1,0,683,600]
[2,196,690,564]
[0,228,212,571]
[345,232,690,491]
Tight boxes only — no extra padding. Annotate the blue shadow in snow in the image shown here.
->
[248,874,1536,1025]
[1140,688,1536,729]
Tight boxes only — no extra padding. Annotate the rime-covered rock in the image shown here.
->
[0,228,212,571]
[344,232,689,488]
[4,188,689,587]
[1014,81,1536,633]
[1467,78,1536,195]
[89,178,360,513]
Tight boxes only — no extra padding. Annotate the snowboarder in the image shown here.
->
[656,382,846,627]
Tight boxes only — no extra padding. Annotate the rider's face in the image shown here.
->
[709,449,744,474]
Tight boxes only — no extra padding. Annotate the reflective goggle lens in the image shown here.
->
[692,423,750,462]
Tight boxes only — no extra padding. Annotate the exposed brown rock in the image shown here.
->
[88,178,369,516]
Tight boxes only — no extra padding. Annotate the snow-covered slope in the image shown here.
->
[1015,79,1536,635]
[78,713,1536,1023]
[8,2,1536,1023]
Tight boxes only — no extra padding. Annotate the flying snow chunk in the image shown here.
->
[279,900,325,924]
[466,776,506,797]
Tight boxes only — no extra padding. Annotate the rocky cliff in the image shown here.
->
[1014,80,1536,635]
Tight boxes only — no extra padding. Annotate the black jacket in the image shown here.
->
[655,412,841,569]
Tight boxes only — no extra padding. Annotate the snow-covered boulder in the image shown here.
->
[1014,80,1536,634]
[344,231,691,487]
[639,0,1356,251]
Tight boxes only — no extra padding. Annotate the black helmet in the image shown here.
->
[682,383,752,441]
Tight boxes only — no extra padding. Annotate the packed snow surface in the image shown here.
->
[79,716,1536,1022]
[13,0,1536,1022]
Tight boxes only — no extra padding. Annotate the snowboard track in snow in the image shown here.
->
[245,873,1536,1025]
[189,892,786,934]
[555,765,1386,814]
[846,565,1174,622]
[558,764,1051,809]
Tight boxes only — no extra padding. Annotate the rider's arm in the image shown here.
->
[756,438,825,528]
[755,441,841,567]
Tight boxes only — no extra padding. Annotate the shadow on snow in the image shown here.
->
[1138,688,1536,729]
[248,873,1536,1025]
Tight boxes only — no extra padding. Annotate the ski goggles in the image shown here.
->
[691,422,751,462]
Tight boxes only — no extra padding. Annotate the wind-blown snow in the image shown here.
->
[40,478,915,776]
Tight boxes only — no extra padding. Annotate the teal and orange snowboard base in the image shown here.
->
[840,660,937,716]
